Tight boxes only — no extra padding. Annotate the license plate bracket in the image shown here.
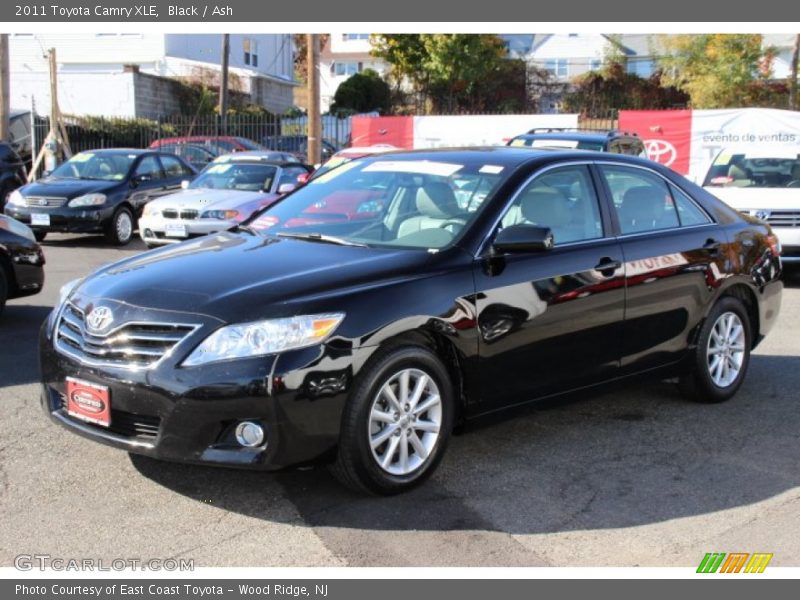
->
[66,377,111,427]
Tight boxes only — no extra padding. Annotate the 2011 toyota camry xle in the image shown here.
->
[40,148,783,494]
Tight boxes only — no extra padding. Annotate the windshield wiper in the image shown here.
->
[277,232,366,247]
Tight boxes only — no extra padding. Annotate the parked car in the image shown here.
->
[138,152,312,247]
[308,145,400,182]
[702,148,800,263]
[40,148,782,495]
[4,149,196,245]
[508,128,647,156]
[0,214,45,317]
[263,135,338,162]
[149,136,265,155]
[150,143,219,171]
[0,142,28,211]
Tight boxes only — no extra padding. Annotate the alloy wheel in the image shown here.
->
[706,311,746,388]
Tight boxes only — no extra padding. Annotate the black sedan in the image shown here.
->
[0,214,45,317]
[39,148,783,494]
[4,149,196,245]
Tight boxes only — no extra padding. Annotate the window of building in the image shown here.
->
[590,59,602,71]
[244,38,259,67]
[343,34,370,41]
[334,61,362,77]
[544,59,569,77]
[627,59,655,78]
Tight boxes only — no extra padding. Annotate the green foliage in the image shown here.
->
[562,63,689,117]
[331,69,392,115]
[371,34,517,113]
[657,34,785,108]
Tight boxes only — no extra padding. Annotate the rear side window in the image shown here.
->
[160,155,193,178]
[599,165,680,234]
[669,184,712,226]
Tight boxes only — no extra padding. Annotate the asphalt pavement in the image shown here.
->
[1,233,799,567]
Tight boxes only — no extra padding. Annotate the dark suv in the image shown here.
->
[508,128,646,156]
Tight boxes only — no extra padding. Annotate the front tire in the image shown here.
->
[679,296,751,403]
[105,207,134,246]
[331,345,454,495]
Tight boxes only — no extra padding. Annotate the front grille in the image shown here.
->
[24,196,67,208]
[180,209,198,220]
[57,392,160,439]
[162,209,178,219]
[766,211,800,228]
[55,302,197,369]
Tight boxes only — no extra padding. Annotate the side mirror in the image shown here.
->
[492,224,554,253]
[277,183,296,194]
[180,180,190,190]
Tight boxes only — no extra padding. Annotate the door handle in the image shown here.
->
[594,257,622,276]
[703,238,722,256]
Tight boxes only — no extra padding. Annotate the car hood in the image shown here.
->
[704,186,800,210]
[147,187,264,210]
[21,177,119,199]
[74,231,434,322]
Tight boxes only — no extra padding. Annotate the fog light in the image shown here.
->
[235,421,265,447]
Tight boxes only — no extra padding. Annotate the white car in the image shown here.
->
[702,148,800,263]
[139,153,311,247]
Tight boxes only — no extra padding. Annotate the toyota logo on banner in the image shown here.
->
[644,139,678,167]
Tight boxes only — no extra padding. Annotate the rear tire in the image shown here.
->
[679,296,751,403]
[105,207,134,246]
[330,345,454,495]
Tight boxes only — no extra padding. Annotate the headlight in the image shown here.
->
[47,277,83,331]
[143,204,162,217]
[7,189,25,206]
[182,313,344,366]
[200,209,240,220]
[68,193,106,207]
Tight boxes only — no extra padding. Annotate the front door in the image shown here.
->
[474,164,626,410]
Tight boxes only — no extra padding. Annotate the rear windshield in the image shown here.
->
[704,152,800,188]
[510,137,605,152]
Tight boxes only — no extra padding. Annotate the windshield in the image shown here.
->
[704,152,800,188]
[190,162,278,192]
[245,156,509,250]
[309,155,356,180]
[49,152,136,181]
[511,137,605,152]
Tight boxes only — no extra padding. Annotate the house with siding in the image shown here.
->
[318,34,389,113]
[8,33,296,118]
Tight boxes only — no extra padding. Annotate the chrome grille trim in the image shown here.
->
[24,196,68,208]
[162,209,178,219]
[54,302,200,370]
[766,211,800,228]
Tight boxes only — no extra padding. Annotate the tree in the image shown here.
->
[372,34,515,113]
[657,34,783,108]
[562,63,689,117]
[293,34,330,83]
[330,69,391,115]
[790,34,800,110]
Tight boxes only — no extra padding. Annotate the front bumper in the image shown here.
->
[139,215,233,245]
[7,240,45,299]
[39,308,373,470]
[773,226,800,263]
[5,204,116,234]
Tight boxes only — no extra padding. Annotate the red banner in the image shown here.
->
[619,109,693,175]
[350,116,414,149]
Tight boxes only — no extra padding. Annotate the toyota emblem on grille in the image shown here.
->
[37,198,48,206]
[86,307,114,332]
[754,210,771,221]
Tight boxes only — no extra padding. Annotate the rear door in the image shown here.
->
[474,163,626,408]
[596,163,724,373]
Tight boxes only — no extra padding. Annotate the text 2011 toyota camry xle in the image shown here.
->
[40,148,783,494]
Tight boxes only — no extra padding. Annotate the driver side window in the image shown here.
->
[500,165,603,245]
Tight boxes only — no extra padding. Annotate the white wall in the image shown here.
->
[529,33,611,80]
[11,71,136,117]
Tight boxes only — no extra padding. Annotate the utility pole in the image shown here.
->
[0,34,9,142]
[219,33,230,137]
[790,34,800,111]
[306,33,321,165]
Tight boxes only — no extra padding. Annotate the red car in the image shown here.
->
[149,136,265,155]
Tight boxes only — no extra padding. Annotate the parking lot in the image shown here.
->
[1,233,799,567]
